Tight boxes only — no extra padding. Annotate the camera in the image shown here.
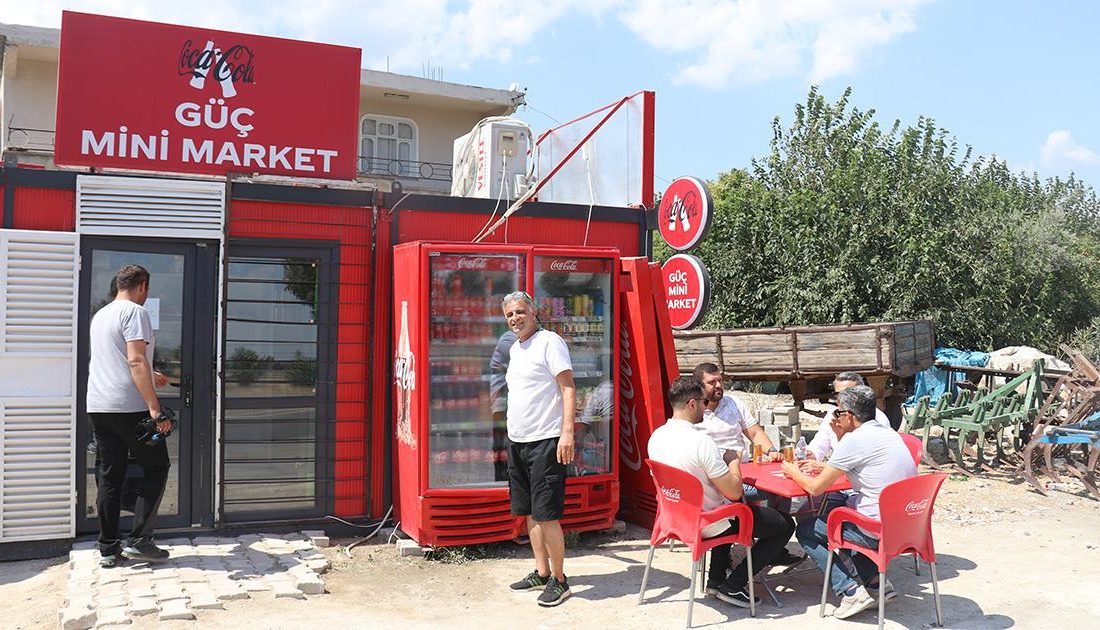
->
[135,407,178,446]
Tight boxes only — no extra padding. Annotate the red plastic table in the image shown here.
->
[739,461,852,498]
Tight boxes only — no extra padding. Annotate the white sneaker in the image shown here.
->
[834,585,876,619]
[868,578,897,601]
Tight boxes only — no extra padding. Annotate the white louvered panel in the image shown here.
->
[0,231,79,356]
[77,175,225,240]
[0,399,76,541]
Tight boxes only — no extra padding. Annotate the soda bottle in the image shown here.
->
[795,436,808,460]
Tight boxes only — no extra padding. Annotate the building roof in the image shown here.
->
[0,22,525,111]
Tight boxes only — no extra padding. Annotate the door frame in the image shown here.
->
[76,237,218,534]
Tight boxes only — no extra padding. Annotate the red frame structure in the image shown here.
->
[392,241,621,547]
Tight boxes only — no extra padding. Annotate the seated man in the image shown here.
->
[693,363,777,463]
[781,385,917,620]
[649,377,795,608]
[803,372,893,472]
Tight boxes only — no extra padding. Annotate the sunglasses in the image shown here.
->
[501,290,534,306]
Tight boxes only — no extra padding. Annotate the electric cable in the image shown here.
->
[582,142,596,246]
[472,152,511,242]
[342,504,394,559]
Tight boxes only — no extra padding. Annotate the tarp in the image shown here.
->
[905,347,990,405]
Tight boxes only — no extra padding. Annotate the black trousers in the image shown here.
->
[90,411,171,554]
[707,504,796,589]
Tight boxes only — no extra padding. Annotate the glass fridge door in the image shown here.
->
[533,256,614,477]
[428,252,525,488]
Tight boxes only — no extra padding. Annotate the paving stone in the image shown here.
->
[211,580,250,601]
[72,540,99,551]
[188,591,224,610]
[66,595,97,612]
[94,606,132,627]
[59,605,97,630]
[158,600,195,621]
[150,568,178,580]
[272,582,306,599]
[122,566,152,576]
[98,594,129,609]
[70,549,99,564]
[96,571,127,587]
[275,554,301,567]
[178,567,207,582]
[159,538,192,547]
[128,585,156,600]
[301,530,329,548]
[296,550,325,561]
[129,598,158,616]
[153,583,186,601]
[306,558,331,574]
[295,574,325,595]
[239,579,271,592]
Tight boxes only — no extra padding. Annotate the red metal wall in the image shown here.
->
[396,209,643,256]
[12,187,77,231]
[229,200,373,517]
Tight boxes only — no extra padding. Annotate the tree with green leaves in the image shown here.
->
[660,87,1100,355]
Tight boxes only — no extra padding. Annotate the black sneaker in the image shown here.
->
[715,584,760,608]
[99,552,125,568]
[703,580,724,596]
[121,538,170,562]
[769,550,805,567]
[510,570,550,591]
[537,576,571,607]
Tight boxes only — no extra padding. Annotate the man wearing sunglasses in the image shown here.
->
[649,377,795,608]
[501,291,576,607]
[781,385,916,620]
[802,372,893,473]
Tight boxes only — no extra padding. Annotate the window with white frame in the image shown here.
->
[359,115,418,177]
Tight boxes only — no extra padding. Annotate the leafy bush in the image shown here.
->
[660,87,1100,353]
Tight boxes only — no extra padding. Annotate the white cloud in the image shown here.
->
[1039,129,1100,171]
[619,0,930,89]
[4,0,928,87]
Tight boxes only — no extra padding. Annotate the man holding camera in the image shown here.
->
[87,265,172,567]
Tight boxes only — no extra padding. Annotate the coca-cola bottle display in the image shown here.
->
[533,256,614,478]
[427,254,524,488]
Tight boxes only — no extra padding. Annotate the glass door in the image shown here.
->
[533,256,615,477]
[77,239,217,532]
[427,252,525,488]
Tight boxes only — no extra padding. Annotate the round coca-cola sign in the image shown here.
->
[658,176,713,251]
[661,254,711,330]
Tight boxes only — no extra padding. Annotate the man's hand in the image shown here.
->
[767,449,783,462]
[153,371,169,388]
[780,460,800,478]
[799,459,826,474]
[557,434,575,464]
[156,419,173,434]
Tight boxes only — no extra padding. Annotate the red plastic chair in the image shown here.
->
[818,472,948,630]
[901,432,924,466]
[638,459,756,626]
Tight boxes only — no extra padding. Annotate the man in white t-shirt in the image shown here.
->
[804,372,893,469]
[693,363,776,463]
[649,377,795,609]
[781,385,917,620]
[87,265,173,568]
[502,291,576,608]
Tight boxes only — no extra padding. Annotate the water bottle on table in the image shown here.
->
[795,436,807,460]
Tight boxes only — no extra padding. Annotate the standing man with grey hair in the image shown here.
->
[782,385,916,620]
[501,290,577,607]
[802,372,893,471]
[87,265,173,567]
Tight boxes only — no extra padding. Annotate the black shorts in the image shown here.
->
[508,437,567,522]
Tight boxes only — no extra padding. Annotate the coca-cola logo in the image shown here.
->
[658,176,713,251]
[660,486,681,502]
[457,257,489,270]
[619,323,642,471]
[178,39,256,99]
[904,498,930,515]
[549,259,579,272]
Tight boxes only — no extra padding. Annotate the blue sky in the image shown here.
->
[9,1,1100,190]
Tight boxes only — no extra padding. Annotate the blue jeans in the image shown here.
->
[796,505,881,595]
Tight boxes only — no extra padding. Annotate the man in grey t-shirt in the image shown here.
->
[782,385,916,621]
[87,265,173,567]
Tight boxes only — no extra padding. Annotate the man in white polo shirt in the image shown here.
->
[501,291,576,607]
[693,363,776,463]
[782,385,917,620]
[803,372,893,470]
[649,377,794,608]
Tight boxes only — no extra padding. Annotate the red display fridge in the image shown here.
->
[393,242,620,547]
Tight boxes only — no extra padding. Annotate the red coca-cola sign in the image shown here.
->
[433,254,520,272]
[661,254,710,330]
[658,176,713,251]
[54,12,360,179]
[534,257,612,273]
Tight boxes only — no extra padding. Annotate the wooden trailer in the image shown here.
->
[673,320,936,425]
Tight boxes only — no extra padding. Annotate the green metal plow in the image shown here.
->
[903,359,1045,473]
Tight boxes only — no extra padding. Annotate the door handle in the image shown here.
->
[183,375,193,408]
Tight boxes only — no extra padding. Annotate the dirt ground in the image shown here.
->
[6,460,1100,630]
